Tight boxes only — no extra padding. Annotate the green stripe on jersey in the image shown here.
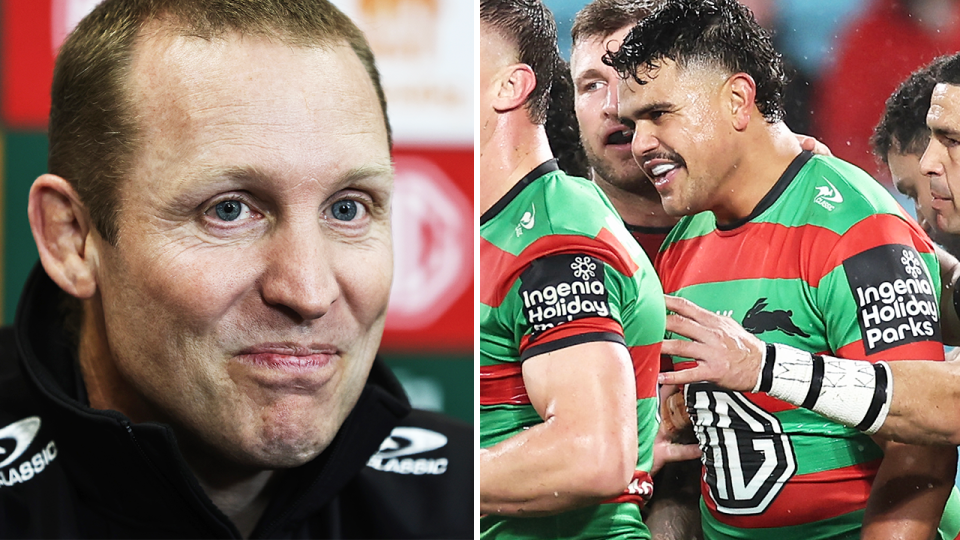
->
[481,502,650,540]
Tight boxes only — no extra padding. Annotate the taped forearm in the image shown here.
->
[752,343,892,434]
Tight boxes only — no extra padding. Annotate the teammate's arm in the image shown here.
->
[861,439,956,539]
[660,294,960,445]
[479,340,638,516]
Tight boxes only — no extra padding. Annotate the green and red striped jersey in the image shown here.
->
[658,151,960,539]
[480,160,665,540]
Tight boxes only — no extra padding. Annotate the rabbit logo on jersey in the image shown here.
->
[519,253,610,337]
[844,244,940,354]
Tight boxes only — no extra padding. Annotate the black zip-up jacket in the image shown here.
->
[0,265,473,538]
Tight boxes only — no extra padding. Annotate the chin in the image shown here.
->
[230,431,332,470]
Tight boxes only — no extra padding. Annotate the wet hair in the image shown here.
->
[49,0,388,246]
[571,0,657,46]
[936,51,960,87]
[872,55,951,163]
[480,0,562,125]
[545,58,590,177]
[603,0,786,123]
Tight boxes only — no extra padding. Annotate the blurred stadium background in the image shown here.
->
[0,0,473,422]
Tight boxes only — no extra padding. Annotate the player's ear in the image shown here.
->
[28,174,99,299]
[727,72,757,131]
[492,63,538,113]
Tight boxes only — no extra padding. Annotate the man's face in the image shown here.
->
[618,60,733,219]
[91,30,393,468]
[888,150,944,239]
[571,26,653,196]
[921,82,960,234]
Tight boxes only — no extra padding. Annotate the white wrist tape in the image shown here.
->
[753,343,892,435]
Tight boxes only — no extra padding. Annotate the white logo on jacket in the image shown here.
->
[367,427,449,475]
[0,416,58,488]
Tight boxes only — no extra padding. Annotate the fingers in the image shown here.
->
[660,337,706,361]
[663,443,702,463]
[664,294,718,324]
[665,312,715,344]
[659,367,708,386]
[795,134,833,157]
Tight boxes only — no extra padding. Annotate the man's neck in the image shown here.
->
[187,449,276,538]
[478,114,554,214]
[712,121,804,225]
[593,172,678,229]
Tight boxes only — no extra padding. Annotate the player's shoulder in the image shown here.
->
[536,170,621,234]
[791,154,909,231]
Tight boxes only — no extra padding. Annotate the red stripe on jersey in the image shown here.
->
[657,222,840,294]
[819,214,936,275]
[658,215,936,294]
[631,343,662,399]
[703,458,880,528]
[519,317,623,355]
[479,364,529,406]
[833,338,945,362]
[603,470,654,508]
[479,231,640,307]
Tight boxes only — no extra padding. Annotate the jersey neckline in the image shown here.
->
[716,150,814,232]
[480,159,559,226]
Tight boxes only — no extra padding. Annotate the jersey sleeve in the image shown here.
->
[816,213,943,362]
[510,252,633,361]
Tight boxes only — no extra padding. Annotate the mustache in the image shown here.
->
[640,150,686,170]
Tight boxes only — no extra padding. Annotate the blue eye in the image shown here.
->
[331,199,359,221]
[215,200,244,221]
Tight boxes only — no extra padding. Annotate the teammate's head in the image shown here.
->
[569,0,658,196]
[606,0,786,221]
[920,52,960,234]
[873,56,957,242]
[479,0,562,126]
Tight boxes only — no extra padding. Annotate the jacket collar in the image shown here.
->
[14,263,411,537]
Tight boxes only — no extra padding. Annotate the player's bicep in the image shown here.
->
[522,340,637,433]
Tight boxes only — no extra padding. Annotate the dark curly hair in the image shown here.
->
[872,55,951,163]
[936,51,960,87]
[603,0,786,123]
[480,0,562,125]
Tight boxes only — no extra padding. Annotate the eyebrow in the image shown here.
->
[621,100,673,121]
[931,125,960,138]
[573,68,604,85]
[198,163,394,187]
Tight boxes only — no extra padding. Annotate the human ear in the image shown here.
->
[28,174,98,298]
[728,73,757,131]
[492,63,538,113]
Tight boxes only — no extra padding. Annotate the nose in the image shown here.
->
[919,138,945,179]
[631,123,658,160]
[602,86,619,118]
[260,221,339,322]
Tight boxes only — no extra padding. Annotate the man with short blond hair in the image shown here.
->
[0,1,471,537]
